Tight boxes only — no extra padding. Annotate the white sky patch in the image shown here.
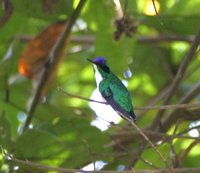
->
[91,118,111,131]
[17,112,33,134]
[13,166,19,171]
[188,121,200,137]
[117,165,125,171]
[73,18,87,32]
[89,88,121,131]
[81,160,107,171]
[123,68,132,79]
[69,45,83,53]
[28,124,33,129]
[3,44,13,60]
[17,112,27,122]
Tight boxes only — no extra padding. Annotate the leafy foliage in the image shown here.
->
[0,0,200,172]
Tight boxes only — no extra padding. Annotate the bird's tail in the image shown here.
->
[129,111,136,122]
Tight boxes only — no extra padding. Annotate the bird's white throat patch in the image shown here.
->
[93,64,103,87]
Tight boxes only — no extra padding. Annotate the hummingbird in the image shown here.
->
[88,56,136,122]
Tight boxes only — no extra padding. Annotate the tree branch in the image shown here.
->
[121,118,169,168]
[176,138,200,167]
[58,86,107,105]
[0,0,13,27]
[19,34,194,44]
[59,86,200,111]
[21,0,87,133]
[150,28,200,130]
[5,153,200,173]
[107,124,200,149]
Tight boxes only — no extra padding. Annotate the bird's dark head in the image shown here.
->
[90,56,107,64]
[88,56,110,73]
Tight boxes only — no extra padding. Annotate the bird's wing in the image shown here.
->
[99,77,136,121]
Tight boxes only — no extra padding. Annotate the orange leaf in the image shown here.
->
[18,20,67,78]
[18,20,71,96]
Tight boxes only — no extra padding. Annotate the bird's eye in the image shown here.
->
[102,64,110,73]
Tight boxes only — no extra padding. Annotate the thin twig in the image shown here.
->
[58,86,200,110]
[58,86,107,105]
[140,157,159,169]
[152,0,159,16]
[122,116,169,168]
[136,103,200,110]
[21,0,87,133]
[151,0,163,26]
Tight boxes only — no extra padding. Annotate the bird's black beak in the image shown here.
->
[87,58,95,64]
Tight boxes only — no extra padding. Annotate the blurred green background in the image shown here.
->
[0,0,200,172]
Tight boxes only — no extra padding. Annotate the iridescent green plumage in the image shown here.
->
[88,57,136,122]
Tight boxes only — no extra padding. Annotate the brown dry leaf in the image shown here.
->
[19,20,71,95]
